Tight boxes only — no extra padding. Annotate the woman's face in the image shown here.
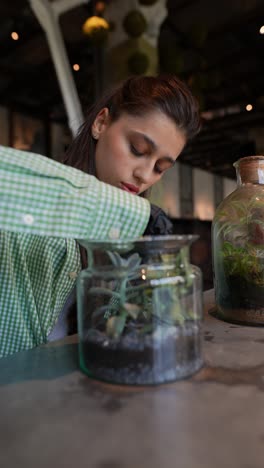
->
[93,108,186,195]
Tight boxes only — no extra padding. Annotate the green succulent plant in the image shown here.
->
[88,247,196,338]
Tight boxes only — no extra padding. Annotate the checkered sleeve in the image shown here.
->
[0,146,150,240]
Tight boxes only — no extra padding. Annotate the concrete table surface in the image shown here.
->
[0,289,264,468]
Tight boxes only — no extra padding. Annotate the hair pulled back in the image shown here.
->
[63,75,201,175]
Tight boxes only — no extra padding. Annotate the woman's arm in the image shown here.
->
[0,146,150,240]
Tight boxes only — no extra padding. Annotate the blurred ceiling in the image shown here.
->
[0,0,263,178]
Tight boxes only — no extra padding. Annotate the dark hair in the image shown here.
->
[63,75,201,175]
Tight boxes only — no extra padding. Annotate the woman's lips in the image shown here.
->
[121,182,140,194]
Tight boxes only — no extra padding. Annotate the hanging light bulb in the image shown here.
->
[259,25,264,34]
[73,63,80,71]
[246,104,253,112]
[11,31,19,41]
[82,16,109,44]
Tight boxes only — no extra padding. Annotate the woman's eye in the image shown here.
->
[130,144,144,157]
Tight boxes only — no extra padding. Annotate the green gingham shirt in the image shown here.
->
[0,145,150,357]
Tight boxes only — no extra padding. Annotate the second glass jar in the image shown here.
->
[213,155,264,325]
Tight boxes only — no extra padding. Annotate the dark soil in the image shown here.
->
[79,322,202,385]
[217,275,264,325]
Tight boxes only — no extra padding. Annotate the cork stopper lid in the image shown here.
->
[234,155,264,184]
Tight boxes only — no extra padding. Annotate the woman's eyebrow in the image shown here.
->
[134,132,175,164]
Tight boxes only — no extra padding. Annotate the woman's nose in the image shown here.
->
[133,163,154,185]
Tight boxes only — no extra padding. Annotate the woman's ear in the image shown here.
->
[91,108,110,139]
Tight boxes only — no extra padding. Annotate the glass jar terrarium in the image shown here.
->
[213,155,264,325]
[77,235,203,385]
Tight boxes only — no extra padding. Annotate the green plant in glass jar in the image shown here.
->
[212,156,264,325]
[77,235,203,385]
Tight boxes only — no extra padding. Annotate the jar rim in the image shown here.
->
[233,155,264,168]
[78,234,199,251]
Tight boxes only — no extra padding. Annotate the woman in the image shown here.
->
[63,74,200,190]
[0,75,200,357]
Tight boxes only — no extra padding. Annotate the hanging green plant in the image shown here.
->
[128,51,150,75]
[108,37,157,82]
[82,15,109,45]
[138,0,158,5]
[123,10,147,38]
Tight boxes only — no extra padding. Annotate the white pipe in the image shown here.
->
[29,0,88,136]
